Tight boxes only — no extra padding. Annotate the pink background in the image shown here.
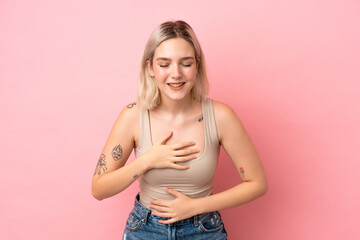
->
[1,0,359,239]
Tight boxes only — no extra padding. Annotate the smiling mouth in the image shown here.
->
[167,82,185,88]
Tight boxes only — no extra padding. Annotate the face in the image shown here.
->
[147,38,198,102]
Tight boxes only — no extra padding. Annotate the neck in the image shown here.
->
[155,95,195,116]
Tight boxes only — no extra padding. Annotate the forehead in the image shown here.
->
[154,38,195,59]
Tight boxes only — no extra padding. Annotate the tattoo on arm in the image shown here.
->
[133,173,139,179]
[112,144,123,161]
[239,167,245,178]
[127,102,137,109]
[198,115,203,122]
[94,154,107,176]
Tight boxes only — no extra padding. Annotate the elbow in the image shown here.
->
[258,179,268,196]
[91,189,104,201]
[91,182,104,201]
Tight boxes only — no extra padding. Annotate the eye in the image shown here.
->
[159,64,169,68]
[182,63,193,67]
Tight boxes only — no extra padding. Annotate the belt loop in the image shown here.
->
[194,215,199,227]
[142,209,150,225]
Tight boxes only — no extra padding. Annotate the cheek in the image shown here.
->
[153,68,168,79]
[186,68,198,80]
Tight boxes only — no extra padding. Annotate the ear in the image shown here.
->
[146,60,155,77]
[196,57,200,70]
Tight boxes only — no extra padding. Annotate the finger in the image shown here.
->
[172,141,196,150]
[175,148,200,157]
[151,211,172,218]
[149,205,170,213]
[174,154,198,162]
[170,163,190,170]
[165,188,183,198]
[159,218,178,225]
[150,200,169,207]
[157,131,173,145]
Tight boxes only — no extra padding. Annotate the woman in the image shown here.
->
[91,20,268,239]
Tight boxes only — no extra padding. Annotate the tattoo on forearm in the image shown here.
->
[94,154,107,176]
[239,167,245,177]
[198,115,203,122]
[133,173,139,179]
[112,144,123,161]
[127,102,137,109]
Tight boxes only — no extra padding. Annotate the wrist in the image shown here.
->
[192,197,205,215]
[137,153,152,172]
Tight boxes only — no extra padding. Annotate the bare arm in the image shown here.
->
[91,103,199,201]
[195,101,268,213]
[91,103,142,200]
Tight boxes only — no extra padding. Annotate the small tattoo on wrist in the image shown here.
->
[133,174,139,179]
[198,115,203,122]
[112,144,123,161]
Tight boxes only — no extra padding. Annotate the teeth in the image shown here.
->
[168,83,184,87]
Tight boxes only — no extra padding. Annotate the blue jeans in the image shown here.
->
[123,194,227,240]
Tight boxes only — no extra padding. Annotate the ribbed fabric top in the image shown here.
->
[135,98,220,208]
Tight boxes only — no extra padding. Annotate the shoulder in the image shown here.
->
[211,99,244,142]
[112,101,140,137]
[211,99,239,122]
[117,101,139,122]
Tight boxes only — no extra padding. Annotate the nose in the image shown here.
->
[170,64,182,79]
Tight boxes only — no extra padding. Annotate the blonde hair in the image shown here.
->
[137,20,209,110]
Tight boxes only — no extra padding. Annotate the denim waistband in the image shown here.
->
[133,193,202,227]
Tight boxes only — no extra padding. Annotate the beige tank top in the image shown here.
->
[135,98,220,208]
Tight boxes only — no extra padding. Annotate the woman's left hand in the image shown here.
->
[149,188,198,224]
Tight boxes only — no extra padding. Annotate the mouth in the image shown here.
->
[167,82,186,91]
[167,82,185,88]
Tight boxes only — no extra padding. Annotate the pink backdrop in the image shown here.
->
[1,0,359,239]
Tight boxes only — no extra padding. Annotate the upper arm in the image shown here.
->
[213,101,267,184]
[93,102,139,179]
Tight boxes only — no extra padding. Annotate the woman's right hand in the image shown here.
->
[143,131,199,170]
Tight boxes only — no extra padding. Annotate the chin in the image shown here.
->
[163,92,191,101]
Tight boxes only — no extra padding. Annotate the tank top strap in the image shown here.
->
[202,98,219,145]
[135,107,152,157]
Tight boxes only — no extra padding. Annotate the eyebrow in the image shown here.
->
[155,57,195,61]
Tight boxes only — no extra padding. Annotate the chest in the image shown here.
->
[149,112,205,156]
